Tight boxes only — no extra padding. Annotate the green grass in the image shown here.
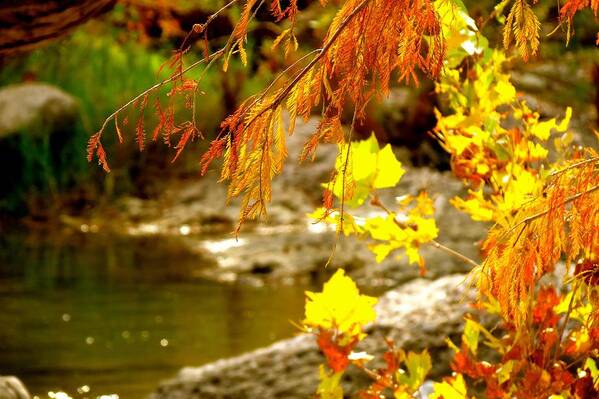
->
[0,18,232,212]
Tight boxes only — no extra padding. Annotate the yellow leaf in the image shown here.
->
[498,168,541,213]
[412,217,439,242]
[462,318,480,355]
[414,192,435,216]
[445,134,472,155]
[451,191,494,221]
[394,391,411,399]
[363,201,438,265]
[530,119,556,141]
[430,373,468,399]
[304,269,377,337]
[556,107,572,131]
[308,208,364,236]
[328,134,405,207]
[527,142,548,160]
[494,79,516,104]
[373,144,405,188]
[405,245,422,265]
[496,360,517,384]
[371,243,396,263]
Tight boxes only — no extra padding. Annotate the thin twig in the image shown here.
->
[184,0,241,49]
[339,108,358,233]
[430,240,481,269]
[553,280,580,364]
[238,48,323,123]
[548,157,599,178]
[98,0,250,140]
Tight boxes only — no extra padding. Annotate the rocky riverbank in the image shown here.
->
[150,274,479,399]
[56,116,487,291]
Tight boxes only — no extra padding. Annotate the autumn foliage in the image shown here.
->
[92,0,599,397]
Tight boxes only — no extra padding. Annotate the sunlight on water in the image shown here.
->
[203,237,247,253]
[41,391,119,399]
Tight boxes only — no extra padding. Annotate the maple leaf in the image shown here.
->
[304,269,377,338]
[363,194,439,268]
[430,373,468,399]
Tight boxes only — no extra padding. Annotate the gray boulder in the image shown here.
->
[0,83,81,211]
[0,377,30,399]
[150,274,477,399]
[0,83,78,139]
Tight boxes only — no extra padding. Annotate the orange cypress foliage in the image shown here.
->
[172,123,200,163]
[560,0,599,23]
[503,0,541,61]
[135,94,149,151]
[151,99,165,142]
[269,0,298,22]
[203,0,445,227]
[480,153,599,325]
[299,116,344,162]
[86,132,110,173]
[115,115,124,144]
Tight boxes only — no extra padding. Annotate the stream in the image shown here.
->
[0,228,313,398]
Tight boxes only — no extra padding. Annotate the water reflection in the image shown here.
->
[0,229,311,398]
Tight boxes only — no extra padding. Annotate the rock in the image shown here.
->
[0,83,81,213]
[0,83,78,139]
[150,274,477,399]
[0,376,30,399]
[187,165,486,289]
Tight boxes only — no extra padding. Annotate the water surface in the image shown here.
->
[0,229,311,398]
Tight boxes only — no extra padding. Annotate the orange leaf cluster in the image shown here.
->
[202,0,445,228]
[560,0,599,24]
[504,0,540,61]
[452,288,598,399]
[480,152,599,325]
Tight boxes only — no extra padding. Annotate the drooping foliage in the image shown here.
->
[92,0,599,397]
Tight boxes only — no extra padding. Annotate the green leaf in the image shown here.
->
[496,360,517,384]
[396,350,432,390]
[462,318,480,355]
[316,365,344,399]
[583,358,599,383]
